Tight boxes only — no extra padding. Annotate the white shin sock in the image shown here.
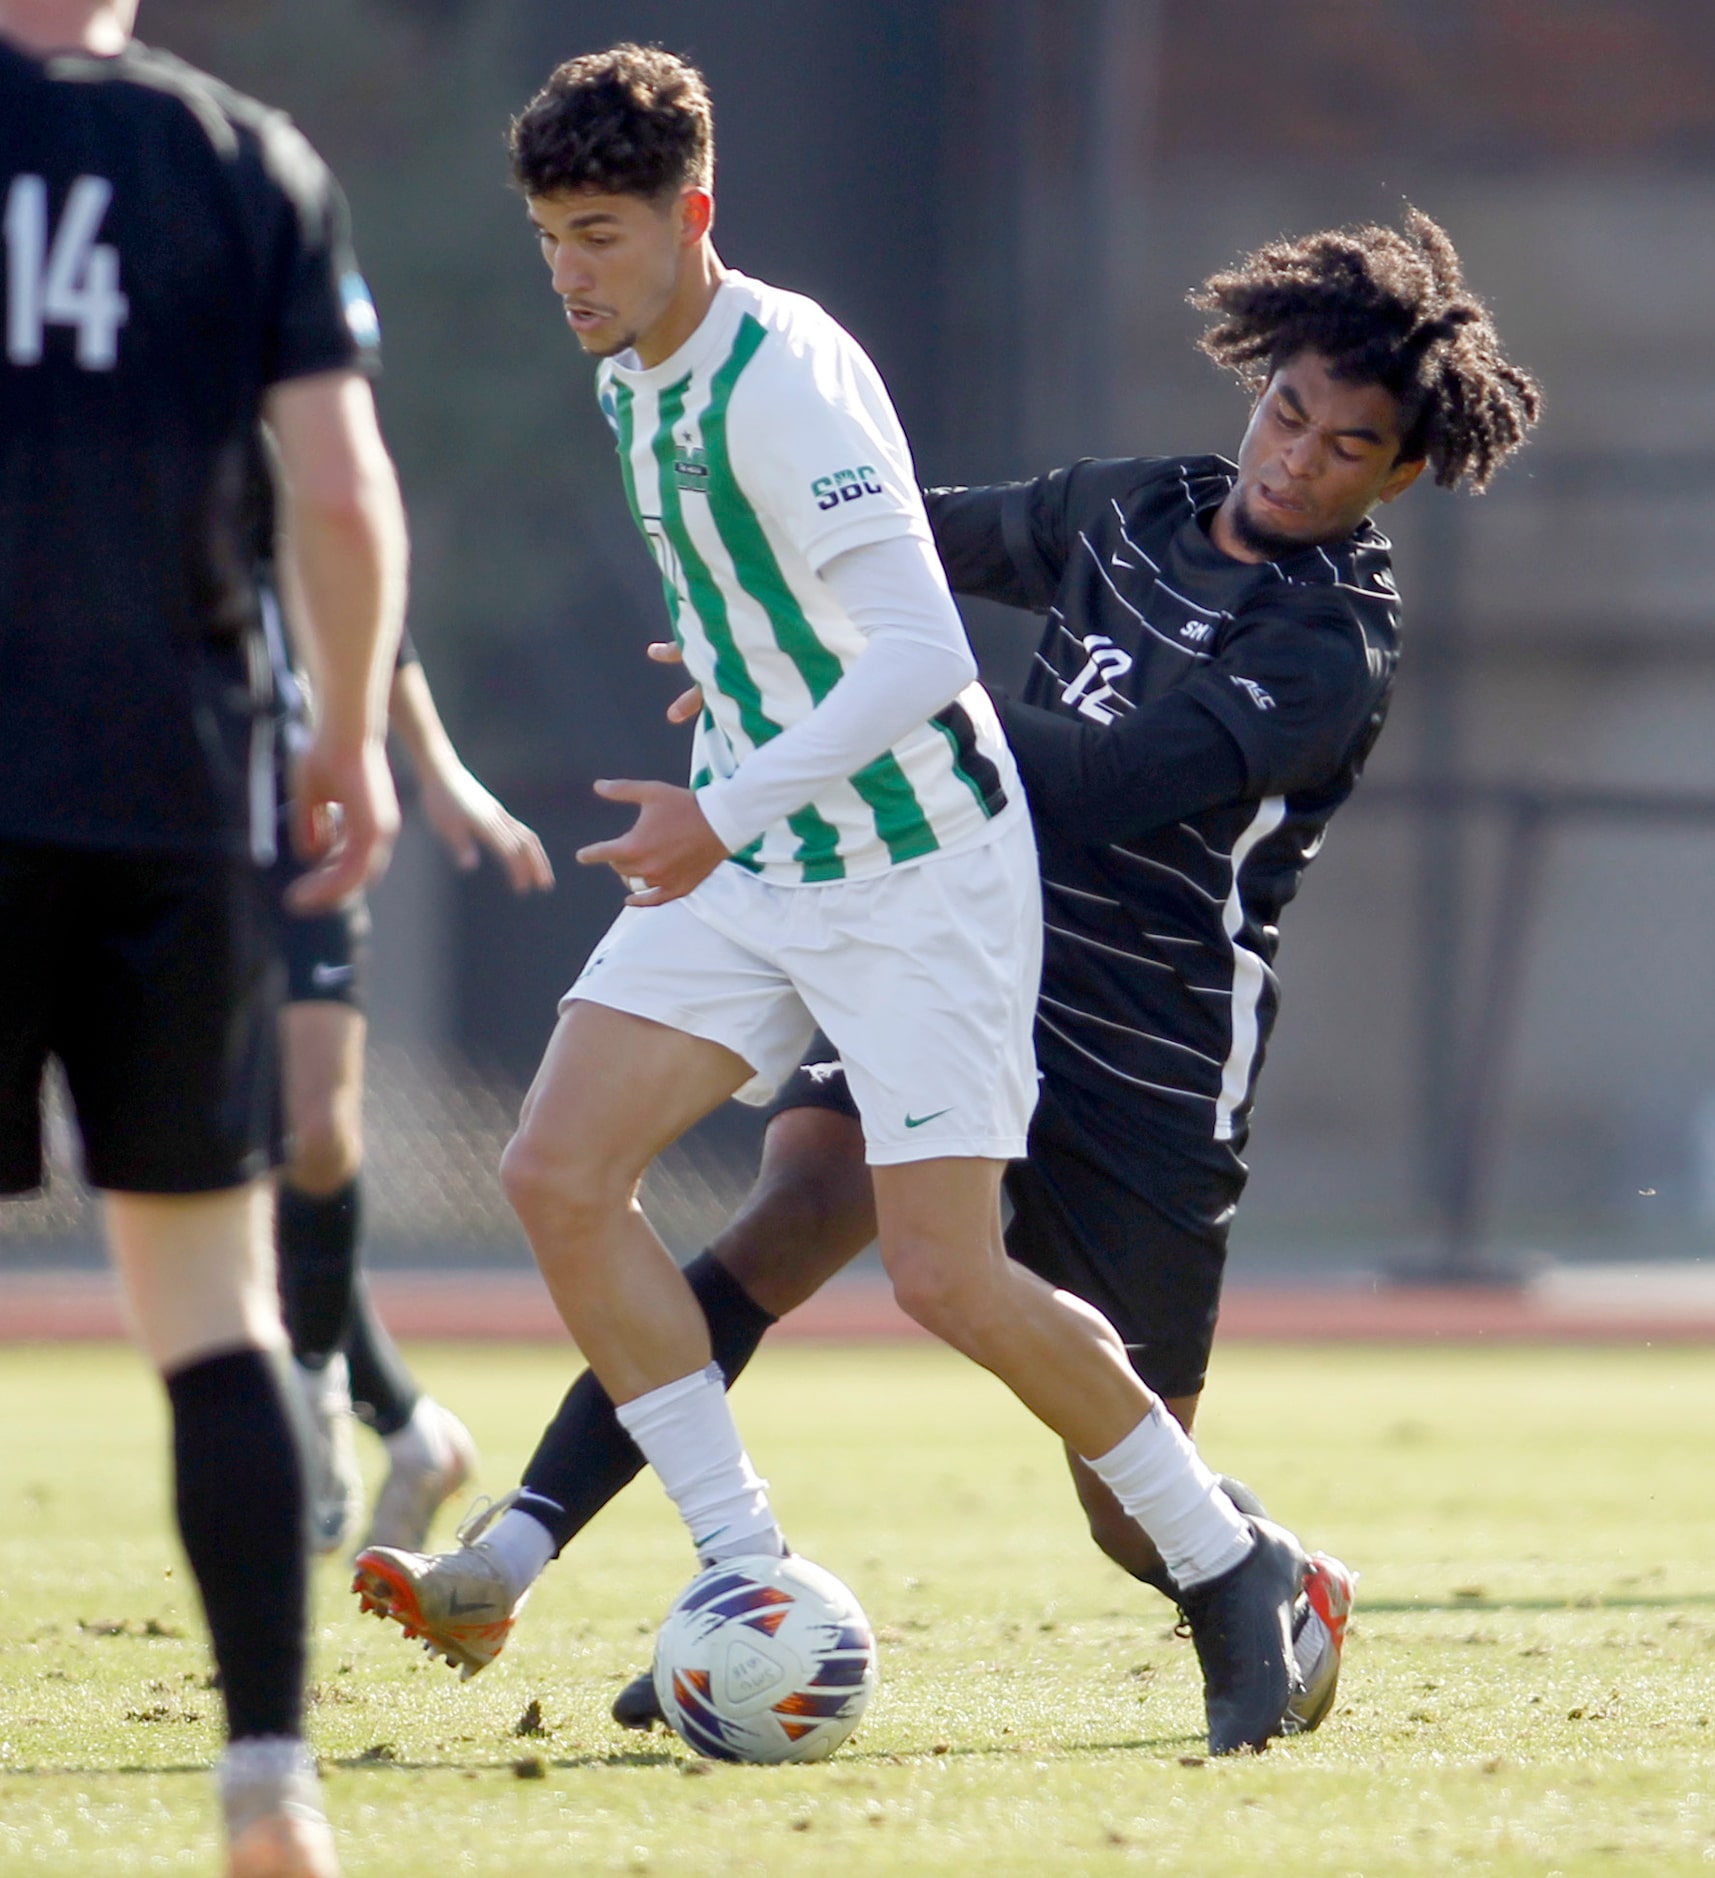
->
[479,1508,557,1599]
[615,1362,786,1565]
[1086,1403,1254,1591]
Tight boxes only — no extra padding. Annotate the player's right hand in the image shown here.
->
[647,640,703,725]
[287,735,401,912]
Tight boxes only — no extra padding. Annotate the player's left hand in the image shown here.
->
[418,763,555,893]
[577,778,727,906]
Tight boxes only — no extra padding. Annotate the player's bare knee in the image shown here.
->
[500,1129,629,1238]
[886,1248,988,1345]
[718,1169,872,1289]
[284,1106,361,1194]
[106,1187,283,1374]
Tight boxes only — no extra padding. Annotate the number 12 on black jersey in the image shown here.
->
[4,174,129,370]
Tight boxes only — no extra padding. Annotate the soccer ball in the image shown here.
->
[651,1553,878,1763]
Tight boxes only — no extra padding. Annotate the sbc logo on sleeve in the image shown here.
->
[811,466,883,510]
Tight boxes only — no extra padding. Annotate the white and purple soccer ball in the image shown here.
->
[651,1553,878,1764]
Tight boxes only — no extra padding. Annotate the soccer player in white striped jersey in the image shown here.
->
[354,43,1306,1755]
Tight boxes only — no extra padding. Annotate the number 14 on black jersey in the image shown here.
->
[4,173,128,369]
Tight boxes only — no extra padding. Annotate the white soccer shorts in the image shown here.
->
[564,807,1042,1165]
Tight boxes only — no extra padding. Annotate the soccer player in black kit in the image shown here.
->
[359,212,1539,1750]
[1,3,407,1874]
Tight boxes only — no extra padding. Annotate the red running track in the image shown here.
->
[3,1268,1715,1344]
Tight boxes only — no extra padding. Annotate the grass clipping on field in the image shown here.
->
[3,1342,1715,1875]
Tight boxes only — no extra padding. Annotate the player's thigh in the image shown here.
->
[789,814,1042,1167]
[1003,1091,1237,1401]
[58,850,280,1196]
[0,843,66,1194]
[104,1180,279,1373]
[871,1154,1009,1280]
[554,892,819,1121]
[507,999,755,1198]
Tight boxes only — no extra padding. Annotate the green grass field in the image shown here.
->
[4,1339,1715,1875]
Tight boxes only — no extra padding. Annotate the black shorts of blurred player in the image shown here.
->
[0,843,280,1201]
[732,1045,1241,1576]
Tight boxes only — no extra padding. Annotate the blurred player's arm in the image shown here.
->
[265,368,407,908]
[388,659,554,892]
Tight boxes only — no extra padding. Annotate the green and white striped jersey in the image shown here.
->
[597,272,1015,885]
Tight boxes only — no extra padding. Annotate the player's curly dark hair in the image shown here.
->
[510,43,713,201]
[1191,208,1541,491]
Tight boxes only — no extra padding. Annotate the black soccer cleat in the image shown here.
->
[611,1668,665,1731]
[1176,1516,1307,1756]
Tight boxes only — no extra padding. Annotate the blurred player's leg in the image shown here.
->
[277,1001,366,1553]
[274,910,476,1554]
[106,1184,334,1871]
[345,1278,477,1552]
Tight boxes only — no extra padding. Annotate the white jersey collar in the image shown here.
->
[604,272,753,390]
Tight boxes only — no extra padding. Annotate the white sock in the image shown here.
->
[614,1362,786,1564]
[478,1508,558,1598]
[1086,1404,1254,1591]
[217,1736,324,1837]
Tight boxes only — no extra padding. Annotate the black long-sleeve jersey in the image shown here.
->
[926,454,1400,1167]
[0,36,372,854]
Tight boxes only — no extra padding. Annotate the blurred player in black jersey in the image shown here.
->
[0,4,409,1873]
[359,207,1539,1748]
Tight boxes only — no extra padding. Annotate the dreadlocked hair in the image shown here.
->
[1191,208,1541,492]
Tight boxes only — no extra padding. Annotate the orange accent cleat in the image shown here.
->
[351,1506,525,1681]
[1284,1551,1357,1733]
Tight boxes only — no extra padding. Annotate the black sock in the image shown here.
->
[277,1179,359,1367]
[519,1250,777,1552]
[166,1348,306,1740]
[344,1276,420,1437]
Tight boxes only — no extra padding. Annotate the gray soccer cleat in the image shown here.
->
[351,1495,528,1679]
[361,1397,478,1555]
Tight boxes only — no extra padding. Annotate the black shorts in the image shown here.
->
[265,840,370,1009]
[769,1038,1242,1400]
[0,841,281,1195]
